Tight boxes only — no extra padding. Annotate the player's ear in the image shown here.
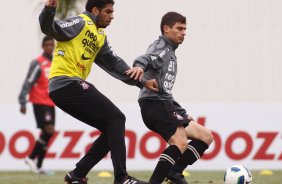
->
[163,25,170,34]
[91,7,99,16]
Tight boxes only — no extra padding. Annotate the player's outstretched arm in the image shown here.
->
[95,39,146,87]
[125,67,144,81]
[39,1,84,42]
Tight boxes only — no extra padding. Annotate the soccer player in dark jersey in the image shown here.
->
[18,36,55,174]
[131,12,214,184]
[39,0,157,184]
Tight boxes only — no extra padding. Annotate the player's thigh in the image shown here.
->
[33,104,55,129]
[50,81,124,130]
[185,120,213,144]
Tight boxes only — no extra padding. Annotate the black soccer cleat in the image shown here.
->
[165,171,189,184]
[64,171,88,184]
[114,175,150,184]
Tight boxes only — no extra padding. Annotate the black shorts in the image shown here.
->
[32,104,55,129]
[49,80,125,132]
[139,99,190,142]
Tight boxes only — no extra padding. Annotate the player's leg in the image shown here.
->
[50,81,124,179]
[74,109,148,184]
[36,124,55,172]
[50,80,148,184]
[170,120,213,178]
[73,87,147,184]
[149,126,187,184]
[36,106,55,171]
[27,104,45,161]
[74,107,128,183]
[25,105,55,173]
[73,132,109,178]
[139,100,189,184]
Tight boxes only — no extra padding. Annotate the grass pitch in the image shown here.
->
[0,170,281,184]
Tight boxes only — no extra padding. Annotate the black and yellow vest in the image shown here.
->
[49,14,106,80]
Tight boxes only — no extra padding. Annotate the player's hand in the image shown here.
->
[45,0,57,8]
[20,105,26,114]
[187,115,194,121]
[125,67,144,81]
[144,79,159,92]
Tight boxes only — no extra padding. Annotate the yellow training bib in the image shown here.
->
[49,14,106,80]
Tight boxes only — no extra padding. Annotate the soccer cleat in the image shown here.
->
[24,157,38,174]
[165,171,189,184]
[64,171,88,184]
[114,175,150,184]
[38,168,54,175]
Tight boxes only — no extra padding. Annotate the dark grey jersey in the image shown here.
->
[133,35,179,101]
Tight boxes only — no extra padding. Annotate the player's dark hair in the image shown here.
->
[160,12,186,34]
[42,36,54,47]
[86,0,115,12]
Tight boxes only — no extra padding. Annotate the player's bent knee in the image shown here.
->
[175,141,187,153]
[169,138,187,153]
[203,129,213,145]
[115,112,126,123]
[107,113,126,132]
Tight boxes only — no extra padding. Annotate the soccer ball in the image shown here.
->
[224,165,252,184]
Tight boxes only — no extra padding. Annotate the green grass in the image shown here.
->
[0,170,281,184]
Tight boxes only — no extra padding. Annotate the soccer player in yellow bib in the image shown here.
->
[39,0,157,183]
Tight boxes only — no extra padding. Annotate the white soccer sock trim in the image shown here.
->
[188,144,200,159]
[67,173,72,178]
[160,153,175,165]
[37,138,46,145]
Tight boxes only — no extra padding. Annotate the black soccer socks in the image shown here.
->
[172,139,209,173]
[149,145,181,184]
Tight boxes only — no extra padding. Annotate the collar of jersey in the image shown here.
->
[160,35,179,51]
[83,11,98,26]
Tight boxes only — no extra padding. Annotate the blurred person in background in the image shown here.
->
[18,36,55,175]
[39,0,157,183]
[132,12,214,184]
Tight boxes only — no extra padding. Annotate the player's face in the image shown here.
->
[164,22,186,45]
[96,3,114,28]
[42,40,55,55]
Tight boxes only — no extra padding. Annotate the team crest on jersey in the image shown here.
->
[98,29,104,35]
[150,55,157,61]
[58,50,65,56]
[45,112,52,122]
[172,112,184,120]
[79,81,89,90]
[87,21,94,25]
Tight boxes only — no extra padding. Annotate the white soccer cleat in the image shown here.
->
[38,167,54,175]
[24,157,38,173]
